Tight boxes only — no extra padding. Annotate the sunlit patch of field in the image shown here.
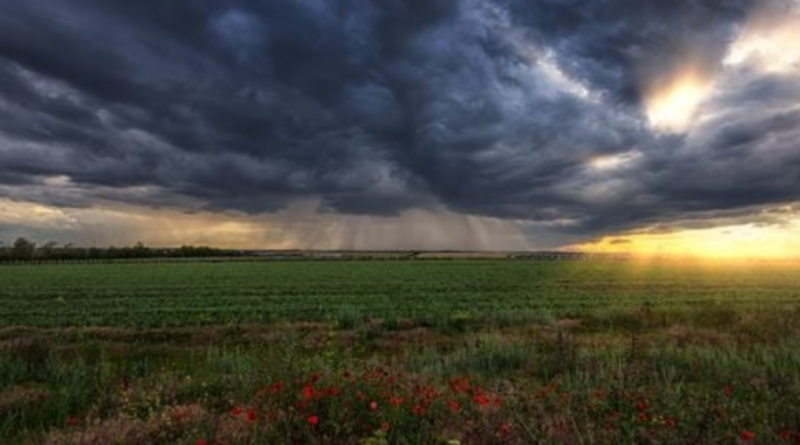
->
[2,260,800,444]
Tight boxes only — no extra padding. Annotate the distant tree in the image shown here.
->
[132,241,149,258]
[40,241,59,258]
[13,237,36,260]
[0,237,241,262]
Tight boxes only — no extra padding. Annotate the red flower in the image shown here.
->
[740,430,755,442]
[369,400,379,411]
[447,400,461,413]
[776,429,791,440]
[302,385,315,400]
[197,440,208,445]
[230,407,243,417]
[389,396,404,406]
[474,394,491,406]
[307,415,319,427]
[497,422,512,438]
[246,409,257,423]
[664,417,677,428]
[449,377,471,393]
[637,412,648,423]
[411,404,425,416]
[268,381,284,394]
[415,385,438,399]
[636,401,648,412]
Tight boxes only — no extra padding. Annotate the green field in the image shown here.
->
[3,260,800,328]
[2,260,800,444]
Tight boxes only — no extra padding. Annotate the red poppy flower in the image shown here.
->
[246,409,257,422]
[497,422,512,438]
[474,394,490,406]
[389,396,404,406]
[664,417,677,428]
[302,385,315,399]
[369,400,379,411]
[447,400,461,413]
[412,405,425,416]
[268,381,284,394]
[740,430,755,442]
[307,415,319,427]
[449,377,470,393]
[197,440,208,445]
[230,407,243,417]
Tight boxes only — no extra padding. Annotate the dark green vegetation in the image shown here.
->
[2,260,800,444]
[0,238,241,262]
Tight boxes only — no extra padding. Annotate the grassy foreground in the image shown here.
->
[2,259,800,444]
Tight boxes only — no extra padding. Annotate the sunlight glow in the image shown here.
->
[587,151,641,171]
[724,15,800,74]
[572,220,800,260]
[646,72,710,132]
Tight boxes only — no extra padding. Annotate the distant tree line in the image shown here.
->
[0,238,246,262]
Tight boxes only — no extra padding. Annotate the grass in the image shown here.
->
[1,259,800,444]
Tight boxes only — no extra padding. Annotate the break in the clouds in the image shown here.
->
[0,0,799,249]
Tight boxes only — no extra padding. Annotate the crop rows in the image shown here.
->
[1,260,799,328]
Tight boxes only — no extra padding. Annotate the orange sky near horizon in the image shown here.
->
[2,197,799,259]
[572,220,800,260]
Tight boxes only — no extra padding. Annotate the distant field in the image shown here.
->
[2,259,800,328]
[3,260,800,444]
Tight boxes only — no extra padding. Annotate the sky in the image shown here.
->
[0,0,799,257]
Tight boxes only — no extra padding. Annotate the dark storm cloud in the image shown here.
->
[501,0,754,103]
[0,0,798,238]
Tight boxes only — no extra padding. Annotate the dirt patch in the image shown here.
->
[663,324,731,347]
[0,386,50,414]
[43,404,207,445]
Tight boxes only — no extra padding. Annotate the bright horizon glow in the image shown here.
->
[5,198,800,260]
[571,220,800,260]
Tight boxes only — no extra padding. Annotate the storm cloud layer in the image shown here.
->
[1,0,799,245]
